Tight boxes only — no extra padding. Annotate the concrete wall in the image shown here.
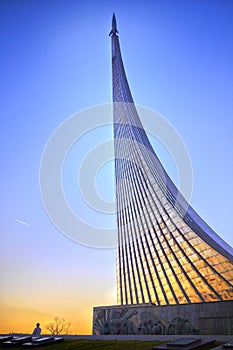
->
[93,301,233,335]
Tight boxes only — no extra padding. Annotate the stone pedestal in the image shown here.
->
[93,301,233,335]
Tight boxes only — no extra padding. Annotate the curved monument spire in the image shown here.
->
[111,14,233,305]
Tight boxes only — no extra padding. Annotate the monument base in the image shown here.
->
[93,301,233,335]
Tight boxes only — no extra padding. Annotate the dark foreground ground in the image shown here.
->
[0,339,224,350]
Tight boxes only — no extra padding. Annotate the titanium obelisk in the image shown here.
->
[110,13,233,306]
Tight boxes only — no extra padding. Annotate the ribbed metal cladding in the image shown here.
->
[110,19,233,306]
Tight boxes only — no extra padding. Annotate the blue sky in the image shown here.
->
[1,0,233,334]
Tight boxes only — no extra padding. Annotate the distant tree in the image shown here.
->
[46,316,71,335]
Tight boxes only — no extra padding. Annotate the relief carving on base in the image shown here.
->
[93,308,199,335]
[93,308,138,335]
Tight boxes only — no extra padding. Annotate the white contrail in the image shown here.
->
[15,219,30,227]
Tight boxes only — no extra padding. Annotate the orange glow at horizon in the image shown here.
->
[0,286,116,335]
[1,301,113,335]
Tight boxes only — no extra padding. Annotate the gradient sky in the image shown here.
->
[1,0,233,335]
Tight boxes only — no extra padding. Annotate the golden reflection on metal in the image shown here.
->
[117,209,233,305]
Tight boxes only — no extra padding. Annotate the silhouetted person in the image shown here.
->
[32,322,41,337]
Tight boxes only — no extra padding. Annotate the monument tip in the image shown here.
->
[109,12,119,36]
